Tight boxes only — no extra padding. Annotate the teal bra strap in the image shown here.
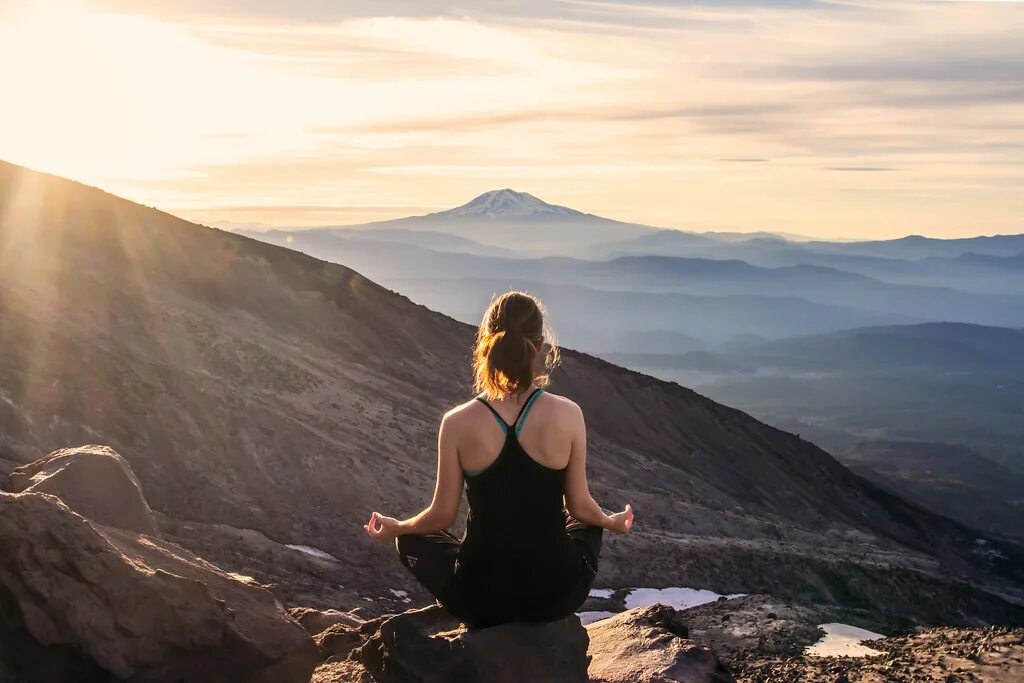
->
[514,389,543,436]
[467,389,543,476]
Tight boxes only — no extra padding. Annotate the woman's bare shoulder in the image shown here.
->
[540,391,584,419]
[441,397,485,427]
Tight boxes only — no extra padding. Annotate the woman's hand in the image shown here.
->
[363,511,402,542]
[606,504,634,535]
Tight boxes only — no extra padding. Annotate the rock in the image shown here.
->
[354,605,590,682]
[316,624,364,661]
[290,607,364,636]
[0,490,319,683]
[587,604,733,682]
[6,445,158,535]
[679,594,826,665]
[311,659,375,683]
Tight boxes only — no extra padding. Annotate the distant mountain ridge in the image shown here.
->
[244,230,1024,339]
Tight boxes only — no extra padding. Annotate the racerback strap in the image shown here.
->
[514,388,543,436]
[475,388,544,437]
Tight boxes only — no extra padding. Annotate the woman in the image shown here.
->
[363,291,634,628]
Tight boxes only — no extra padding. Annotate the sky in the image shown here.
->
[1,0,1022,239]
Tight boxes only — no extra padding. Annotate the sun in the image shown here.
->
[0,0,311,189]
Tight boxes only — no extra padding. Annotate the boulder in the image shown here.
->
[587,604,733,682]
[0,490,319,683]
[354,605,590,682]
[6,445,158,535]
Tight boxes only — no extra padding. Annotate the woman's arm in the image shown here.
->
[563,403,634,534]
[364,412,464,542]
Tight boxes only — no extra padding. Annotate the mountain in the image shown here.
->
[383,276,913,349]
[731,322,1024,373]
[810,234,1024,260]
[586,232,1024,297]
[952,250,1024,270]
[435,188,584,220]
[244,231,1024,332]
[610,322,1024,493]
[591,230,1024,263]
[1,160,1023,629]
[839,441,1024,542]
[336,189,659,252]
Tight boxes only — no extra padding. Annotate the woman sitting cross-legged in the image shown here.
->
[363,290,634,628]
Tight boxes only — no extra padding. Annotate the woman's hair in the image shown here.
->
[473,291,559,400]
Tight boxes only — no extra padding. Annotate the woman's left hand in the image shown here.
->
[606,504,634,535]
[364,511,402,542]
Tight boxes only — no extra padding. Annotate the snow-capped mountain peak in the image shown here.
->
[437,189,585,220]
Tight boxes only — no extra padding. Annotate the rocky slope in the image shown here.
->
[733,625,1024,682]
[0,160,1021,631]
[1,444,740,683]
[0,447,320,683]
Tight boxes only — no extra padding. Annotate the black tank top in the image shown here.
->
[453,388,588,625]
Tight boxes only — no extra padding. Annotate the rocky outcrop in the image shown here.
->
[0,489,319,683]
[7,445,158,536]
[308,603,734,683]
[350,606,590,682]
[588,604,733,683]
[307,606,589,679]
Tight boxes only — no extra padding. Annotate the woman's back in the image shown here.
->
[454,388,589,625]
[455,388,574,474]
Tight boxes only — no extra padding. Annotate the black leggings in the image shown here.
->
[395,518,603,625]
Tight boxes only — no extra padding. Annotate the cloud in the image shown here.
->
[0,0,1017,239]
[825,166,898,172]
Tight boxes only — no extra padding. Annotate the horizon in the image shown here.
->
[9,158,1024,243]
[10,160,1024,243]
[2,0,1023,239]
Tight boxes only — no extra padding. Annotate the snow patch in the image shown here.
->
[444,189,583,220]
[389,589,412,603]
[806,623,885,658]
[624,587,746,612]
[284,544,338,562]
[588,588,614,599]
[577,611,615,626]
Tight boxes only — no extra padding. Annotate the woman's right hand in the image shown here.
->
[606,504,634,535]
[363,511,402,543]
